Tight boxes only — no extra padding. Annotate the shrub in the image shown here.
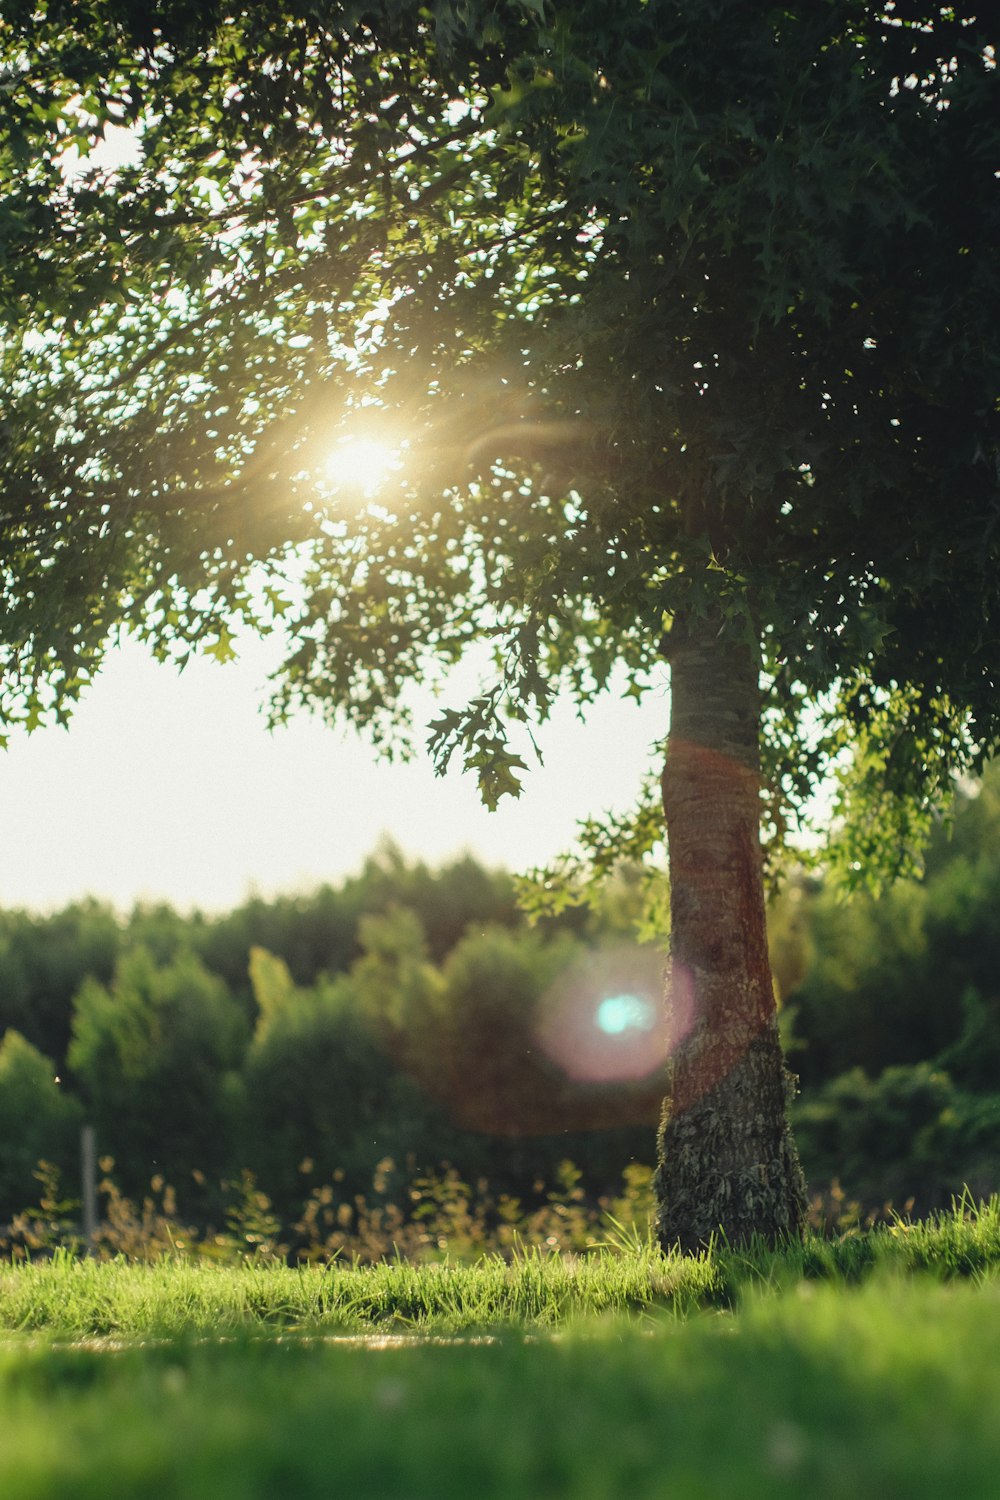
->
[793,1063,1000,1211]
[0,1031,81,1219]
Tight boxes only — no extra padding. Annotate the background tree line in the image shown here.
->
[3,767,1000,1229]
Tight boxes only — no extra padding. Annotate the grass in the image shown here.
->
[4,1194,1000,1339]
[3,1199,1000,1497]
[0,1242,715,1339]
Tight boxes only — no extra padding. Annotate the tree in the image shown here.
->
[0,900,120,1067]
[1,2,997,1245]
[768,759,1000,1087]
[243,931,448,1206]
[0,1029,81,1217]
[68,948,248,1195]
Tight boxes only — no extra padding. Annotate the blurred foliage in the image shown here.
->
[792,1065,1000,1215]
[0,1153,656,1267]
[0,1034,80,1210]
[67,948,248,1201]
[771,761,1000,1087]
[241,915,452,1212]
[767,762,1000,1208]
[0,901,119,1067]
[0,844,519,1070]
[4,770,1000,1232]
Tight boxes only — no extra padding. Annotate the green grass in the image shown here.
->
[3,1201,1000,1498]
[4,1194,1000,1339]
[2,1278,1000,1498]
[0,1243,717,1339]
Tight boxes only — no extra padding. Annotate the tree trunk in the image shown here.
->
[654,610,807,1251]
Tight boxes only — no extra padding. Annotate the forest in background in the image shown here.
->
[3,763,1000,1244]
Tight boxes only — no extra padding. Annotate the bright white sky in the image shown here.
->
[0,630,668,914]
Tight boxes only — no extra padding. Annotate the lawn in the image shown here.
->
[2,1203,999,1498]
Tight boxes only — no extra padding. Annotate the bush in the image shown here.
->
[241,942,450,1212]
[68,948,248,1204]
[0,1031,81,1219]
[793,1062,1000,1212]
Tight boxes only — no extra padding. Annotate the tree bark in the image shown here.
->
[654,610,807,1251]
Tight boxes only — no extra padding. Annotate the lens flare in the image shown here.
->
[537,947,691,1085]
[596,994,657,1036]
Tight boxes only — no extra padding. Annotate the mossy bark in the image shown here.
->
[654,612,807,1251]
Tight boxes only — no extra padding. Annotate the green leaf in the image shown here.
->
[203,626,238,665]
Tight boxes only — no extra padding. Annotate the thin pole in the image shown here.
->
[81,1124,98,1253]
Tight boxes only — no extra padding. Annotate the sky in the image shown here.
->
[0,629,669,915]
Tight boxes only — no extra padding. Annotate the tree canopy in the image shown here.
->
[1,1,994,864]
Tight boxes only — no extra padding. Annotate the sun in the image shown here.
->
[323,435,400,497]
